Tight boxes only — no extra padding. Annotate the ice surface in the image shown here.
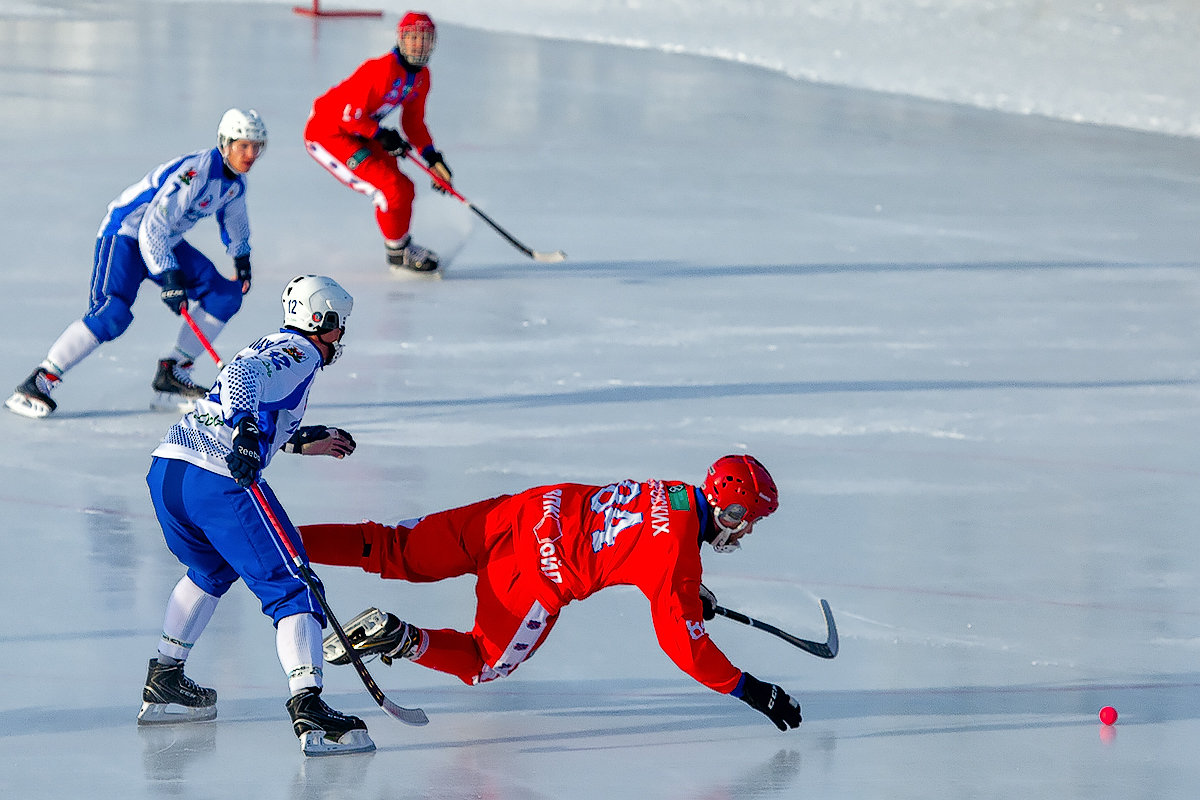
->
[170,0,1200,138]
[1,2,1199,798]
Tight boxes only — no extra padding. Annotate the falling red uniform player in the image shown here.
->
[299,455,805,731]
[304,11,452,273]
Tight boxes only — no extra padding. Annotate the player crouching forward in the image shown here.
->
[300,455,805,732]
[7,108,266,418]
[140,275,373,757]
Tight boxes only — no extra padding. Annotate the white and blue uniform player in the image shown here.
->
[139,275,374,757]
[5,109,267,419]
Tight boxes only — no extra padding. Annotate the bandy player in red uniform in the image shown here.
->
[304,12,452,273]
[299,455,804,731]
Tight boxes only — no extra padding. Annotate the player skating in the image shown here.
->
[140,275,374,757]
[304,11,452,274]
[6,109,267,418]
[300,455,805,732]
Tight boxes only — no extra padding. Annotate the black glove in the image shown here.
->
[738,673,802,731]
[374,127,411,158]
[283,425,356,458]
[698,583,717,621]
[234,254,251,291]
[422,146,452,193]
[225,416,263,488]
[160,269,187,315]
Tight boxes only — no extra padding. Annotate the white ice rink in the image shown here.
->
[2,1,1199,798]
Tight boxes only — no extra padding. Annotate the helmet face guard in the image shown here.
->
[709,506,749,553]
[397,12,436,67]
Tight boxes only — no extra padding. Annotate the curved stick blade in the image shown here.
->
[381,696,429,726]
[818,599,839,659]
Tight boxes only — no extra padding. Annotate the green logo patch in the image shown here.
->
[667,484,691,510]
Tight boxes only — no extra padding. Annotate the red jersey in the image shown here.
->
[308,50,435,151]
[503,480,742,694]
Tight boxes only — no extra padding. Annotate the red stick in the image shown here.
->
[180,306,225,369]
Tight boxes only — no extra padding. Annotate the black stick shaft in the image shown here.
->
[713,599,839,659]
[251,479,428,724]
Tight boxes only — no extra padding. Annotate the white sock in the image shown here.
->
[44,320,101,376]
[158,575,220,661]
[277,613,324,694]
[169,305,224,363]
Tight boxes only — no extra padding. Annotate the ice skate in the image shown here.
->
[286,687,375,757]
[322,607,420,666]
[385,236,439,273]
[151,358,209,411]
[5,367,61,418]
[137,658,218,725]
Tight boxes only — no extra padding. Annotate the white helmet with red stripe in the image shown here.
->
[702,454,779,552]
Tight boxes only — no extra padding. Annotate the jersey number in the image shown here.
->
[588,480,643,553]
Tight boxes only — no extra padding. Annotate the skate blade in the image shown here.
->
[137,700,218,725]
[5,392,52,418]
[388,264,442,280]
[322,607,389,664]
[299,728,376,757]
[150,392,196,413]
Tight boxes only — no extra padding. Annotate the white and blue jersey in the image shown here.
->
[147,329,328,625]
[152,330,322,476]
[100,146,251,277]
[82,147,249,343]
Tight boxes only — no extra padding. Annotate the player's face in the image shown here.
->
[399,29,435,65]
[225,139,264,174]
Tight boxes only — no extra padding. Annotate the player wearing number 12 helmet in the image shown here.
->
[298,455,804,732]
[141,275,372,757]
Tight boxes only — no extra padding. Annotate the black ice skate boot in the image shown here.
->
[151,358,209,411]
[137,658,218,725]
[322,608,421,666]
[385,236,439,273]
[286,687,375,756]
[5,366,62,418]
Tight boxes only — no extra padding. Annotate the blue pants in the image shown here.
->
[85,235,243,343]
[146,457,325,627]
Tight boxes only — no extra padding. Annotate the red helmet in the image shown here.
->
[396,12,437,67]
[703,454,779,523]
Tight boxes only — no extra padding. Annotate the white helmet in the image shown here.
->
[282,275,353,363]
[217,108,268,154]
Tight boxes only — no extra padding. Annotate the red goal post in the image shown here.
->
[293,1,382,17]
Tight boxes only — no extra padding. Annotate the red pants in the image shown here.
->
[300,496,559,685]
[303,118,416,241]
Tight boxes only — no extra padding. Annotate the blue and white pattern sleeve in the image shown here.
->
[151,331,323,477]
